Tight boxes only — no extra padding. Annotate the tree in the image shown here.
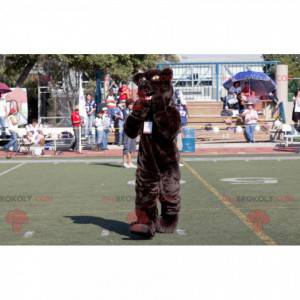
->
[263,54,300,78]
[0,54,180,120]
[263,54,300,99]
[1,54,180,86]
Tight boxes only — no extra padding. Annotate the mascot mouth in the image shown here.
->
[138,88,154,100]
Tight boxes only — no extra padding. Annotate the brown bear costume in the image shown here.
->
[124,68,181,238]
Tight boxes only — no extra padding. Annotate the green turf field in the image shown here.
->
[0,156,299,245]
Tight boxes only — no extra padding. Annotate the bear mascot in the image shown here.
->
[124,68,181,238]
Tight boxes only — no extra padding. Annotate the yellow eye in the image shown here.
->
[152,75,160,81]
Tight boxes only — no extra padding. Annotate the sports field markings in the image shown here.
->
[0,155,300,164]
[100,229,110,237]
[23,231,35,238]
[221,177,278,185]
[127,179,186,186]
[184,161,277,245]
[0,163,25,177]
[184,156,300,162]
[176,229,186,236]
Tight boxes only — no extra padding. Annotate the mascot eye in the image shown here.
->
[152,75,160,81]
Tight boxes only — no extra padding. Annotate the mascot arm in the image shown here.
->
[124,99,151,139]
[153,106,181,141]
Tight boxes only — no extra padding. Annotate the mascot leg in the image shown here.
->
[129,168,160,238]
[157,164,181,233]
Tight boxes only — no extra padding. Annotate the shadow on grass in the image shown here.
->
[65,215,150,241]
[89,162,124,168]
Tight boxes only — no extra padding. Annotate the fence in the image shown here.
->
[158,61,278,101]
[38,85,77,125]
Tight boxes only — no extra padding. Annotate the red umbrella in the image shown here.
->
[0,82,11,94]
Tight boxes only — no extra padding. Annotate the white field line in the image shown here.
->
[0,155,299,164]
[0,163,25,177]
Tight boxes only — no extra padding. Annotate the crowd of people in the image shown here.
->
[2,78,299,157]
[71,84,189,167]
[71,82,137,168]
[0,80,189,162]
[220,81,287,143]
[220,81,258,114]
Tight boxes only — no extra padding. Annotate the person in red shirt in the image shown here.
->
[242,82,251,97]
[71,106,82,152]
[118,82,130,102]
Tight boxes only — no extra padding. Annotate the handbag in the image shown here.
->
[221,109,233,117]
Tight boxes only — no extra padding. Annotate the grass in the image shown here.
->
[0,157,299,245]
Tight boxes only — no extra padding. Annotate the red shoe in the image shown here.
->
[130,222,156,238]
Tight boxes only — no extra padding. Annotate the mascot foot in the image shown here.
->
[156,215,178,233]
[130,222,156,238]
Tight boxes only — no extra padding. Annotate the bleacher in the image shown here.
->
[187,101,274,143]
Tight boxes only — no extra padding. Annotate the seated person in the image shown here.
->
[221,81,241,109]
[25,119,45,146]
[237,94,247,113]
[267,91,279,105]
[241,82,251,97]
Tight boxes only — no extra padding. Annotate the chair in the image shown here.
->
[17,136,34,155]
[282,124,300,147]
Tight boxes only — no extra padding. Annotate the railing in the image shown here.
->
[158,61,279,101]
[40,116,72,127]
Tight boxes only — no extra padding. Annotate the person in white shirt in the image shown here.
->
[25,119,45,146]
[94,107,111,151]
[0,94,7,136]
[292,90,300,127]
[3,108,19,152]
[241,101,258,143]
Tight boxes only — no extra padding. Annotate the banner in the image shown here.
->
[2,87,28,125]
[78,74,87,120]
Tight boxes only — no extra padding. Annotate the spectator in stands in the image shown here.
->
[175,93,188,135]
[175,94,188,166]
[221,81,241,109]
[173,89,186,105]
[84,93,96,140]
[241,82,251,97]
[242,101,258,143]
[25,119,45,147]
[267,90,286,124]
[292,90,300,128]
[119,81,130,103]
[3,108,19,153]
[100,107,111,151]
[94,111,105,151]
[106,89,117,121]
[113,103,125,146]
[229,81,242,95]
[123,100,137,168]
[237,94,247,113]
[70,106,82,152]
[0,94,7,136]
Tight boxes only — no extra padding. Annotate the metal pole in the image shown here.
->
[216,63,219,101]
[37,78,41,123]
[79,125,82,153]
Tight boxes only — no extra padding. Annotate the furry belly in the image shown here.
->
[137,135,179,172]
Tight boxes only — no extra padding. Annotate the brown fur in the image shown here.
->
[124,68,181,238]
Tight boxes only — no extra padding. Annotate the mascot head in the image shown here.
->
[133,68,173,104]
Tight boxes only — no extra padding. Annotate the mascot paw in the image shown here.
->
[130,222,156,238]
[156,215,178,233]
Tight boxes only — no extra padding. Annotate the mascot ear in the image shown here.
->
[161,68,173,81]
[133,72,145,85]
